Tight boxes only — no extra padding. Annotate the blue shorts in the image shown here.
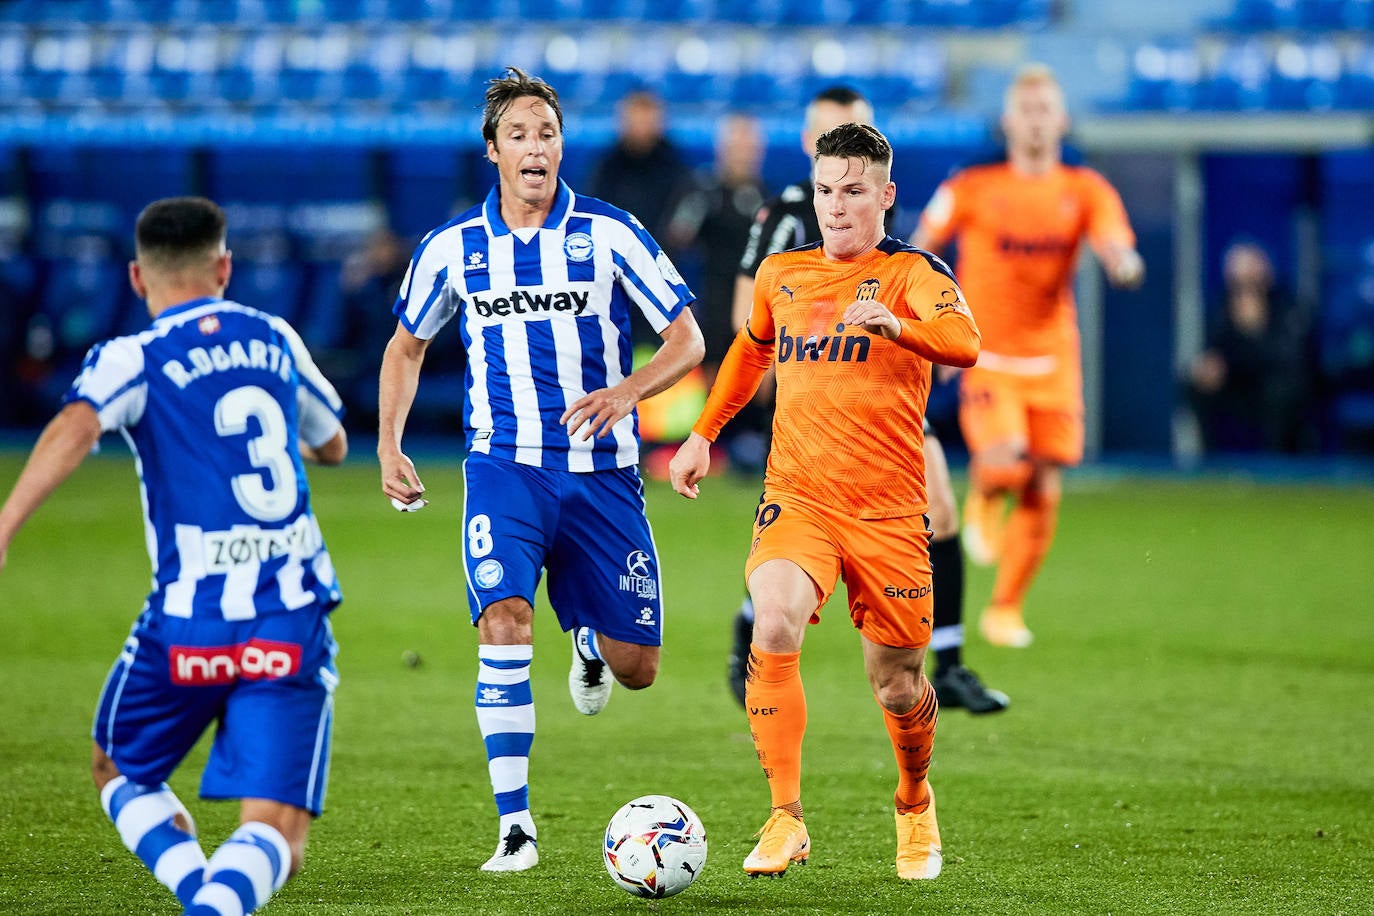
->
[462,452,663,646]
[92,608,338,816]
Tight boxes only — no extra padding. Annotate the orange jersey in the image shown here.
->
[694,237,980,519]
[918,159,1134,364]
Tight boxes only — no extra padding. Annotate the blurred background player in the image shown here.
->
[378,68,704,873]
[1184,238,1316,455]
[670,122,980,880]
[0,196,348,916]
[729,85,1008,714]
[913,64,1145,648]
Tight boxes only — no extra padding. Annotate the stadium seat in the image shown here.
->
[1267,39,1341,111]
[1125,40,1201,111]
[1204,38,1271,111]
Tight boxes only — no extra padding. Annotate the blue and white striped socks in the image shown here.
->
[185,821,291,916]
[101,776,206,907]
[475,644,537,841]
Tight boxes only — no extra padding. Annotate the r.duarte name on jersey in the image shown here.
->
[776,324,872,363]
[162,338,294,390]
[471,288,590,318]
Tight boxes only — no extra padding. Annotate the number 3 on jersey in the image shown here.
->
[214,385,297,523]
[467,514,494,558]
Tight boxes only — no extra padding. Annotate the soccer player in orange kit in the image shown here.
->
[670,122,980,880]
[912,64,1144,648]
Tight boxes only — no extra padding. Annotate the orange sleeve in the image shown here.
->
[891,258,980,367]
[690,262,778,441]
[1083,169,1136,249]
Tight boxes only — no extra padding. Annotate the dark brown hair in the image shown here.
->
[813,122,893,169]
[482,66,564,145]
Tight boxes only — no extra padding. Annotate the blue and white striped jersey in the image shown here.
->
[63,297,345,621]
[394,179,695,471]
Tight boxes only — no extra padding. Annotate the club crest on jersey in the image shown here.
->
[564,231,594,262]
[197,314,221,335]
[474,558,504,589]
[856,278,881,301]
[656,251,684,285]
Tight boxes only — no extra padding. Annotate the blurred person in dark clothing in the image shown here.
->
[1185,240,1315,454]
[586,90,693,248]
[665,113,768,373]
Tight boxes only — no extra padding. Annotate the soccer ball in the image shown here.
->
[603,795,707,898]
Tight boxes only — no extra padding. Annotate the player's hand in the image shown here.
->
[562,384,635,441]
[841,300,901,340]
[1108,248,1145,289]
[379,449,426,507]
[668,433,712,499]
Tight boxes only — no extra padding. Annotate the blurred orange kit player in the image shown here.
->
[913,64,1144,648]
[671,123,979,880]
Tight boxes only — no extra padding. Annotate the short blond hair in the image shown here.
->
[1004,63,1065,110]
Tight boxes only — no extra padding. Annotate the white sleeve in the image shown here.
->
[394,228,460,341]
[64,337,147,432]
[270,316,345,448]
[610,219,694,334]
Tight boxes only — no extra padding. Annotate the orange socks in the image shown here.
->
[745,646,806,813]
[882,677,938,814]
[991,486,1061,609]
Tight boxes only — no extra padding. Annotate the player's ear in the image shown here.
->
[486,139,499,164]
[882,181,897,211]
[216,250,232,291]
[128,260,147,300]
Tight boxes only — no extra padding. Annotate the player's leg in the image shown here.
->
[741,557,823,876]
[93,745,207,908]
[847,515,942,879]
[462,455,552,872]
[987,459,1064,641]
[183,800,309,916]
[546,464,663,717]
[91,621,216,908]
[958,370,1031,565]
[862,639,943,880]
[924,432,1009,713]
[728,492,770,708]
[984,405,1078,645]
[188,610,338,913]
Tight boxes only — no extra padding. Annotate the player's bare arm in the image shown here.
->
[377,325,430,505]
[0,401,102,572]
[1096,240,1146,289]
[299,428,348,466]
[562,309,705,441]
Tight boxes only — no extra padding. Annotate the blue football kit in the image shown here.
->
[73,297,344,814]
[396,180,693,643]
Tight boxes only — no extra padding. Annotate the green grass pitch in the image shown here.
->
[1,449,1371,915]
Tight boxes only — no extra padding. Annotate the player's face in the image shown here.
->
[1002,82,1068,156]
[487,95,564,211]
[813,155,895,261]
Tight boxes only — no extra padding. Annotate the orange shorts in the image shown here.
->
[958,365,1084,466]
[743,494,934,650]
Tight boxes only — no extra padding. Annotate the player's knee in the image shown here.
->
[612,648,659,690]
[90,744,120,791]
[477,598,534,643]
[875,680,922,715]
